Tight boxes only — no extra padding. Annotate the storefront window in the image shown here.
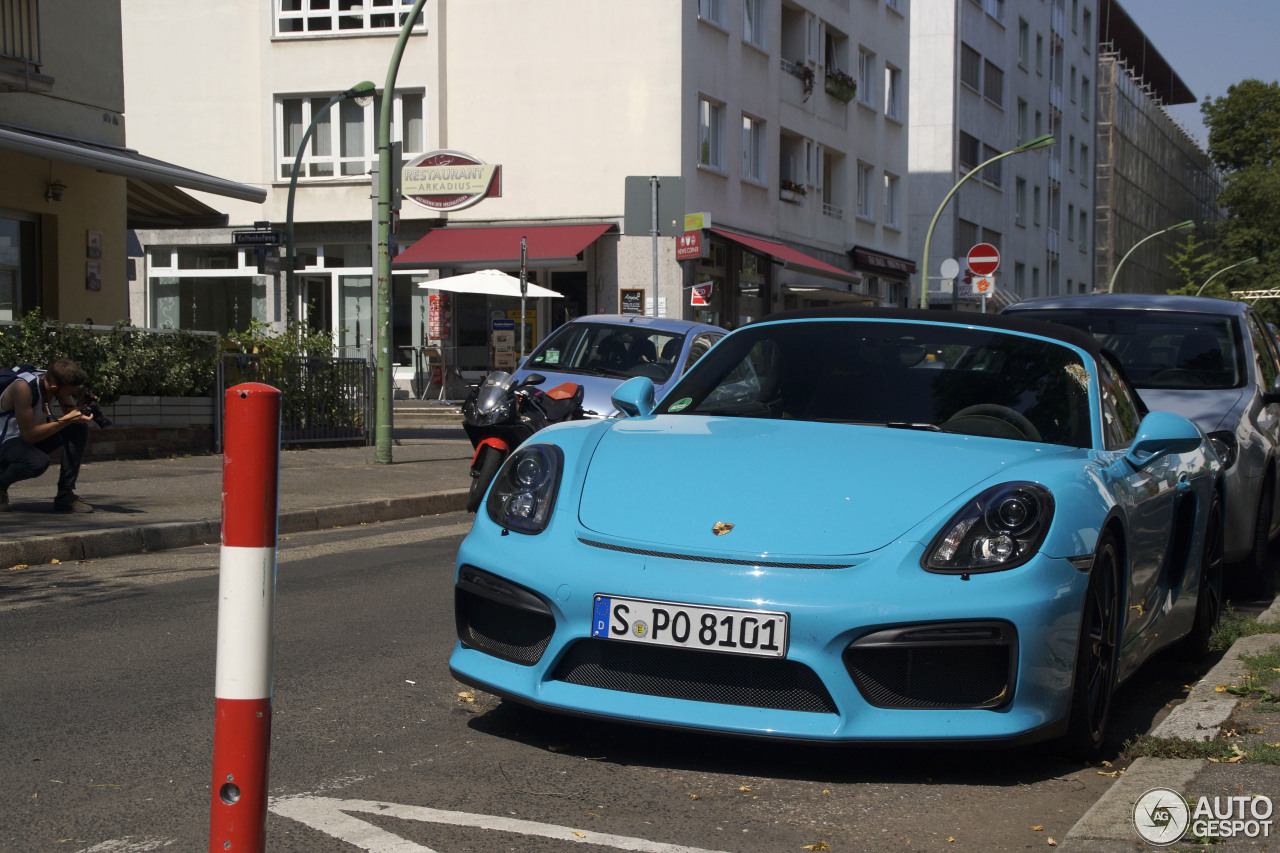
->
[694,241,728,327]
[737,250,765,328]
[0,215,38,321]
[150,276,267,333]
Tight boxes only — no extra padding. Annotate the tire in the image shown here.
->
[1062,529,1122,756]
[1187,491,1225,658]
[466,448,504,513]
[1235,484,1277,599]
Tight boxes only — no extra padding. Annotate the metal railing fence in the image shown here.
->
[216,353,373,450]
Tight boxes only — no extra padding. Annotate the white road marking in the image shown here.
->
[75,838,175,852]
[270,795,734,853]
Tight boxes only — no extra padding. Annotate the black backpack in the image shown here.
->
[0,364,40,401]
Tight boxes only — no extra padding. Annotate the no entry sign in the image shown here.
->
[967,243,1001,276]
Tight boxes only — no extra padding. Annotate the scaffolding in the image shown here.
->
[1094,48,1223,294]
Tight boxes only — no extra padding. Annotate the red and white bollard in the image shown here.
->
[209,383,281,853]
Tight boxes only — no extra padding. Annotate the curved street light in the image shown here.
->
[285,80,377,319]
[1195,256,1259,297]
[1106,219,1195,293]
[918,133,1056,309]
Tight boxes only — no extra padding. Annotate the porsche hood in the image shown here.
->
[576,415,1058,558]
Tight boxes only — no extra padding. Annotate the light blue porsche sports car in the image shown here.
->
[450,309,1224,751]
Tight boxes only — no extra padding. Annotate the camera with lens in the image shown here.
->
[80,398,112,428]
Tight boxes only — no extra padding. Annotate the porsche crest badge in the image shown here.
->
[712,522,735,536]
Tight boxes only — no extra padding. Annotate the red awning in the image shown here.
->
[393,223,614,268]
[709,229,859,283]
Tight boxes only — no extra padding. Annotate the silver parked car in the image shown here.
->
[1004,294,1280,595]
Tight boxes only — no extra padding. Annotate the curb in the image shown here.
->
[1063,629,1280,850]
[0,489,469,567]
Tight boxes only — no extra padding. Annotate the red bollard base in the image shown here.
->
[209,697,272,852]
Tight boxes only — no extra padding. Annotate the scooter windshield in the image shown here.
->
[474,371,514,414]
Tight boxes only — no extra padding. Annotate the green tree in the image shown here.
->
[1200,79,1280,312]
[1165,232,1221,296]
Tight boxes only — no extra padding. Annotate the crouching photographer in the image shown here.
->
[0,358,106,513]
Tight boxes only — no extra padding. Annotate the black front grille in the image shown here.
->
[550,638,838,714]
[455,567,555,666]
[843,621,1017,710]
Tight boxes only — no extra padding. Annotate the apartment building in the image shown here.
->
[0,0,263,326]
[120,0,911,382]
[909,0,1098,308]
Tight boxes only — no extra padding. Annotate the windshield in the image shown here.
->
[656,320,1094,448]
[525,322,687,383]
[1007,308,1245,391]
[475,371,513,413]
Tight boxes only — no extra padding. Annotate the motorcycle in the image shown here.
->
[461,370,587,512]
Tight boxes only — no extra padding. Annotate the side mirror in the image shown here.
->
[612,376,656,418]
[1125,410,1204,469]
[1263,375,1280,406]
[520,373,546,387]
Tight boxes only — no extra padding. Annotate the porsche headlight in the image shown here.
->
[922,482,1054,574]
[486,444,563,534]
[1207,430,1237,469]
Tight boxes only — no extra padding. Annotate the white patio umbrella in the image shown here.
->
[415,268,562,298]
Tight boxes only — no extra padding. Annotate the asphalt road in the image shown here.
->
[0,514,1241,853]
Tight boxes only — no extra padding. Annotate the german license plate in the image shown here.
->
[591,594,788,658]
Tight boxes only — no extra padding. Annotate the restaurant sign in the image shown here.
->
[402,150,502,212]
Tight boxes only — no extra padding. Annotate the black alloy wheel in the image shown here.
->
[1188,491,1225,657]
[467,447,505,513]
[1063,530,1121,755]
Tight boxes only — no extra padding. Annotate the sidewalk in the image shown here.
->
[0,422,474,568]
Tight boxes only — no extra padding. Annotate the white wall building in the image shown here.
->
[909,0,1096,309]
[121,0,911,384]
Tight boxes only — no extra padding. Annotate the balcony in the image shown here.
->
[822,202,845,220]
[1048,156,1062,186]
[824,68,857,104]
[0,0,51,93]
[1047,228,1061,259]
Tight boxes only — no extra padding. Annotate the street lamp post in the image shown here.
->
[919,134,1055,309]
[285,81,376,320]
[1196,256,1259,297]
[1107,219,1195,293]
[374,0,429,465]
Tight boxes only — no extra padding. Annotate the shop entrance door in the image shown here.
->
[299,274,330,335]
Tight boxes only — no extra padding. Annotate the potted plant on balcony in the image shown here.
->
[779,179,807,203]
[825,67,857,103]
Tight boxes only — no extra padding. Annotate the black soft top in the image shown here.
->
[756,306,1107,361]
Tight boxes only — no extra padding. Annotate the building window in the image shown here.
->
[0,214,38,320]
[984,0,1004,22]
[1079,210,1088,251]
[699,97,725,170]
[958,131,980,172]
[277,90,424,180]
[741,115,765,182]
[981,143,1003,187]
[1015,262,1026,296]
[883,172,900,227]
[1032,266,1040,294]
[1015,177,1027,225]
[957,219,979,259]
[980,228,1001,253]
[1070,65,1077,102]
[858,49,876,108]
[1080,143,1089,185]
[1035,109,1043,137]
[960,44,981,91]
[884,64,902,120]
[1082,76,1091,120]
[743,0,766,48]
[1067,203,1076,240]
[1018,19,1030,68]
[856,162,874,220]
[148,248,267,334]
[275,0,424,36]
[1072,0,1079,31]
[698,0,725,26]
[1068,134,1076,171]
[1035,34,1044,74]
[886,0,901,10]
[1017,99,1028,143]
[983,60,1003,106]
[1033,184,1042,225]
